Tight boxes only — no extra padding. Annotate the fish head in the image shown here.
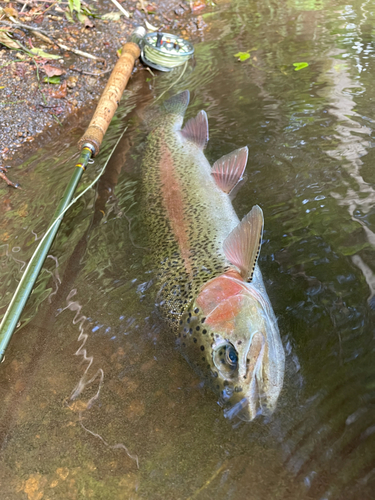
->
[194,270,285,421]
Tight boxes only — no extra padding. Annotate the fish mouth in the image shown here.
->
[224,397,255,421]
[223,378,262,422]
[222,332,269,422]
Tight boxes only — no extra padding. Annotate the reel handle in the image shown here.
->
[78,41,141,156]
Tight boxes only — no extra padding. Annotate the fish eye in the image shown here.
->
[226,345,238,367]
[213,341,238,379]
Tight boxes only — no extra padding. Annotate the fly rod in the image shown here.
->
[0,26,146,362]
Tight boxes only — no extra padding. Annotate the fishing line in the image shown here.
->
[4,127,129,329]
[153,61,188,105]
[79,415,139,468]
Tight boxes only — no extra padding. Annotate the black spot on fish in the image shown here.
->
[200,346,204,351]
[193,338,197,343]
[196,326,200,331]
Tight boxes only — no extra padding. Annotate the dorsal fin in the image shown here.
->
[163,90,190,116]
[223,205,264,280]
[211,147,248,194]
[180,110,209,149]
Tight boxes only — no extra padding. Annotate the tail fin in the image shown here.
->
[163,90,190,116]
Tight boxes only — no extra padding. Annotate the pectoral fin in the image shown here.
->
[223,205,264,280]
[181,110,209,149]
[211,147,248,194]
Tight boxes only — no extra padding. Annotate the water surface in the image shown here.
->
[1,0,375,498]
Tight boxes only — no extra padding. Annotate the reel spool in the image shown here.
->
[141,32,194,72]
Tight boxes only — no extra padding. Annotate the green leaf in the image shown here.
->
[43,76,61,84]
[29,47,61,59]
[64,9,74,22]
[73,0,81,12]
[293,62,309,71]
[234,51,250,62]
[82,6,98,16]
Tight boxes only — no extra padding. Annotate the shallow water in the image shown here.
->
[1,0,375,498]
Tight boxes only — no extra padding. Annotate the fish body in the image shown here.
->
[142,91,285,420]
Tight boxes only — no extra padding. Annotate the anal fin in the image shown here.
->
[180,110,209,149]
[223,205,264,281]
[211,147,248,194]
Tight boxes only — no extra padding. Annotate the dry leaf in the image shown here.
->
[101,11,122,20]
[82,15,95,28]
[23,474,47,500]
[4,6,18,17]
[56,467,69,481]
[145,20,158,31]
[48,80,67,98]
[191,0,206,11]
[0,31,20,50]
[43,64,64,77]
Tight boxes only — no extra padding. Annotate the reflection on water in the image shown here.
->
[1,0,375,498]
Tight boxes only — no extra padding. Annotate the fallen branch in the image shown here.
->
[0,166,19,189]
[70,65,113,76]
[108,0,130,18]
[0,20,106,64]
[57,42,106,64]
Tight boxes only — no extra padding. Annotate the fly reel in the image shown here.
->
[141,32,194,72]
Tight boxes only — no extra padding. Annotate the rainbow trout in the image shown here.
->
[142,91,285,421]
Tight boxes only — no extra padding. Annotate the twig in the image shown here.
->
[40,1,58,16]
[15,0,69,3]
[186,462,228,500]
[58,42,106,64]
[31,30,55,44]
[108,0,130,19]
[0,20,106,64]
[58,43,105,65]
[70,65,113,76]
[20,0,29,13]
[0,19,46,31]
[0,167,19,189]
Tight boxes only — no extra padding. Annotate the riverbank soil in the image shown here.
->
[0,0,208,186]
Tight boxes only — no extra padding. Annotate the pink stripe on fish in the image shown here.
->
[159,135,192,275]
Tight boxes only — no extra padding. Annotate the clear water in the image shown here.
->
[1,0,375,498]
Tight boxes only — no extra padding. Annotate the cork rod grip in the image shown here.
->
[78,41,141,155]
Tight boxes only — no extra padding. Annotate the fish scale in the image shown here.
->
[141,91,285,421]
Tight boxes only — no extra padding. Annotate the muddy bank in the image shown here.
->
[0,0,208,185]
